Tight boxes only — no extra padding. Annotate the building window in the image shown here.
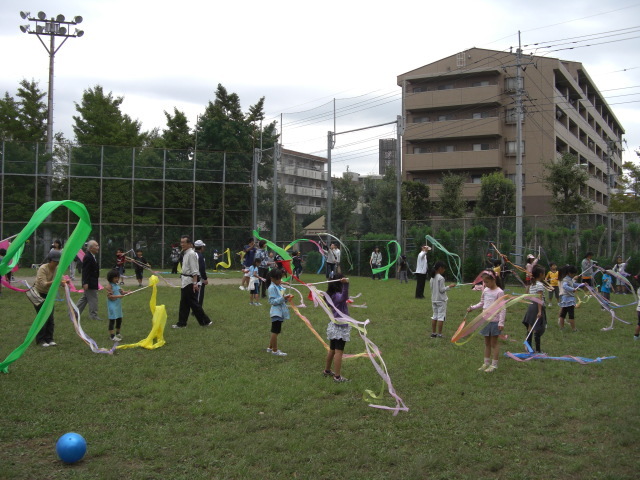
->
[507,173,526,184]
[438,114,454,121]
[414,146,431,154]
[472,112,490,119]
[437,145,454,153]
[472,80,490,87]
[413,116,430,123]
[505,77,524,92]
[473,143,490,151]
[471,175,483,184]
[506,141,525,155]
[437,84,454,90]
[505,108,518,124]
[413,86,425,93]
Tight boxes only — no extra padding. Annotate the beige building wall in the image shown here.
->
[397,48,624,216]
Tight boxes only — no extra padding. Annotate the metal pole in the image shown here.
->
[222,152,226,251]
[396,115,403,246]
[161,149,166,268]
[252,148,259,232]
[0,141,4,241]
[326,131,332,234]
[272,144,279,242]
[514,30,524,267]
[606,141,612,257]
[192,147,196,241]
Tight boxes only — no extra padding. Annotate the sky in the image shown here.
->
[1,0,639,176]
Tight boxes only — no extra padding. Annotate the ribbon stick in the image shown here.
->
[117,275,167,350]
[215,248,231,271]
[426,235,463,284]
[371,241,401,281]
[505,352,615,363]
[0,277,29,292]
[0,200,92,373]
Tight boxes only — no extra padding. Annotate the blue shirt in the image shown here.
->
[107,283,123,319]
[601,273,612,293]
[268,283,290,321]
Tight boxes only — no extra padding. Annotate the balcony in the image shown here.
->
[406,85,502,110]
[404,149,503,172]
[284,185,325,197]
[405,117,501,141]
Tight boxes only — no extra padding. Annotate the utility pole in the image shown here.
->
[396,115,403,246]
[326,131,333,235]
[514,31,524,267]
[272,143,280,242]
[606,140,614,258]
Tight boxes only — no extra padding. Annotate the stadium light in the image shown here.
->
[18,10,85,256]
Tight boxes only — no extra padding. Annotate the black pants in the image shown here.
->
[177,285,211,326]
[34,302,55,344]
[197,284,206,307]
[259,267,270,297]
[326,263,336,279]
[415,273,427,298]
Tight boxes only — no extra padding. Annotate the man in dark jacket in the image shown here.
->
[77,240,102,320]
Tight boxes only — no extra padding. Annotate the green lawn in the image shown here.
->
[0,270,638,479]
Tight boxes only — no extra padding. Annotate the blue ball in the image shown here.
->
[56,432,87,464]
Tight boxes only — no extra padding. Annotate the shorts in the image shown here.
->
[548,286,559,300]
[559,306,575,320]
[637,311,640,326]
[329,338,346,351]
[480,322,501,337]
[135,270,143,280]
[270,319,283,334]
[250,285,259,295]
[581,277,592,286]
[431,301,446,321]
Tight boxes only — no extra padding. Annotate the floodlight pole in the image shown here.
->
[19,11,84,256]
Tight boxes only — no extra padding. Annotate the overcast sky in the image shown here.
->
[1,0,639,175]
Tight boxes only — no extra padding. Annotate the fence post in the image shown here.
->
[462,218,467,281]
[621,213,626,260]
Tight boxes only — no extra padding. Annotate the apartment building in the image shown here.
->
[397,48,624,215]
[279,148,327,218]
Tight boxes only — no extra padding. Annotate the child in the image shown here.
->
[613,256,630,294]
[558,265,580,332]
[248,258,261,306]
[601,267,613,307]
[634,286,640,340]
[429,260,456,338]
[115,249,126,284]
[267,269,293,356]
[323,275,351,382]
[467,270,505,373]
[522,265,547,353]
[133,249,150,287]
[525,254,539,293]
[545,262,560,307]
[106,269,129,341]
[292,251,303,278]
[398,255,409,284]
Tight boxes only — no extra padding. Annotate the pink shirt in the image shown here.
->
[470,286,506,327]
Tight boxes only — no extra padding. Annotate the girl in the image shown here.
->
[522,265,547,353]
[370,246,382,280]
[634,286,640,340]
[558,265,580,332]
[525,254,539,293]
[115,249,126,283]
[601,267,613,306]
[292,251,303,278]
[248,257,261,306]
[106,269,129,341]
[613,256,630,294]
[545,262,560,307]
[267,269,293,356]
[467,270,505,373]
[429,261,456,338]
[323,275,351,382]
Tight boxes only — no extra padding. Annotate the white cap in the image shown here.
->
[194,240,206,247]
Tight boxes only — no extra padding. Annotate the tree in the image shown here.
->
[361,168,397,235]
[541,152,592,214]
[0,79,47,142]
[331,174,362,237]
[162,108,194,150]
[474,171,515,217]
[72,85,144,146]
[438,172,466,218]
[402,180,431,220]
[609,159,640,212]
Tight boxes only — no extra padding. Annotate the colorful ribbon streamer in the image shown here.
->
[505,352,616,363]
[426,235,462,284]
[215,248,231,271]
[0,200,92,373]
[371,241,401,281]
[117,275,167,350]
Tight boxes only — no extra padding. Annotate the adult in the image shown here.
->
[194,240,208,307]
[325,242,337,279]
[34,249,68,347]
[332,243,342,275]
[370,246,382,280]
[172,235,212,328]
[415,244,432,299]
[77,240,102,321]
[581,252,595,287]
[255,240,270,298]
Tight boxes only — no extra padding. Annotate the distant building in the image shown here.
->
[397,48,624,215]
[279,148,327,219]
[379,138,397,175]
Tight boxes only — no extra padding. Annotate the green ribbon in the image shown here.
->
[371,241,401,281]
[0,201,91,373]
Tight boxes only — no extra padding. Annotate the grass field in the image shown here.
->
[0,269,638,480]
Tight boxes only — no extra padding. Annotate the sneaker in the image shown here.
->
[119,282,124,285]
[239,286,245,291]
[436,334,443,338]
[249,302,255,306]
[634,336,640,341]
[323,369,335,377]
[41,342,50,347]
[48,341,57,346]
[171,324,187,329]
[255,302,262,306]
[333,375,350,383]
[484,365,498,373]
[430,333,437,338]
[272,350,287,356]
[478,363,489,371]
[113,334,123,341]
[266,348,273,353]
[202,322,213,327]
